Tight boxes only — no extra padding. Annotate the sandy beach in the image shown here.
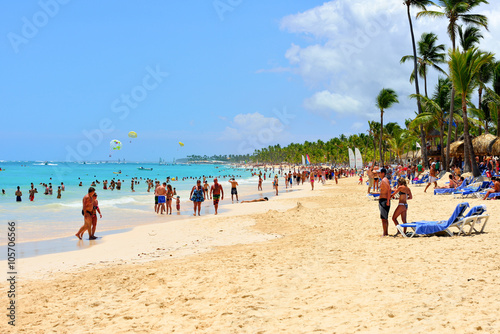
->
[1,176,499,333]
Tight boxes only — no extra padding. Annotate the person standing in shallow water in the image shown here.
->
[15,186,22,202]
[190,180,205,216]
[76,187,95,240]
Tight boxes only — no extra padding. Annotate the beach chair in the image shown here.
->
[412,174,429,186]
[397,202,469,238]
[453,181,489,199]
[449,205,489,235]
[434,179,468,195]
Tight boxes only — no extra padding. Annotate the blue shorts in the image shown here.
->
[158,195,166,204]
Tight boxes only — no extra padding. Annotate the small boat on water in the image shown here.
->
[137,167,153,171]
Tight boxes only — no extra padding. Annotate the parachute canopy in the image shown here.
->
[110,139,122,151]
[179,142,184,147]
[128,131,137,139]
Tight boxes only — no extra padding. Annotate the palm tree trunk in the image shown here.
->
[406,4,427,168]
[479,87,484,133]
[497,107,500,137]
[440,122,445,168]
[380,111,384,166]
[462,98,480,177]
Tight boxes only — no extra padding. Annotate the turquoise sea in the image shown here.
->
[0,161,262,248]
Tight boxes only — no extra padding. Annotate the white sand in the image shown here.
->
[1,177,499,333]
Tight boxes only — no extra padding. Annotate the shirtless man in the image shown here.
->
[367,161,375,194]
[424,162,438,193]
[210,178,224,215]
[76,187,96,240]
[229,178,239,202]
[157,182,167,214]
[378,168,391,237]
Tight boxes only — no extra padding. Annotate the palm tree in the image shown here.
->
[418,0,489,170]
[458,25,483,51]
[376,89,399,165]
[368,121,381,161]
[401,32,447,97]
[404,0,436,168]
[410,77,452,164]
[449,47,493,176]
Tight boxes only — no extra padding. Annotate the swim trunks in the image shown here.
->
[429,176,438,183]
[158,195,166,204]
[155,196,158,204]
[379,198,390,220]
[213,194,220,204]
[231,188,237,195]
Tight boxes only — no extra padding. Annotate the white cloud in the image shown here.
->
[278,0,500,129]
[219,112,292,154]
[303,90,362,117]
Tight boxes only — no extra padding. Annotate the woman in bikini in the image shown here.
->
[166,184,173,215]
[391,178,413,235]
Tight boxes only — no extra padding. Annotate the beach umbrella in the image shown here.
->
[472,133,498,156]
[448,141,464,157]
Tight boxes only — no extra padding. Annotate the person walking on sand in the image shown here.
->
[229,178,239,203]
[424,162,438,193]
[210,178,224,215]
[190,180,205,216]
[258,175,263,191]
[367,161,375,194]
[76,187,96,240]
[391,178,412,236]
[90,193,102,239]
[310,172,314,190]
[378,168,391,237]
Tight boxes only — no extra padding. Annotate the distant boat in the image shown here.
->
[44,161,48,165]
[113,170,122,174]
[138,167,153,171]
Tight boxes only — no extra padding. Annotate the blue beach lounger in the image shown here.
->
[450,205,489,235]
[397,202,470,238]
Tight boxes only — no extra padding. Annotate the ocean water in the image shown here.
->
[0,161,262,245]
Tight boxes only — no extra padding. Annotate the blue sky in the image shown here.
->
[1,0,499,161]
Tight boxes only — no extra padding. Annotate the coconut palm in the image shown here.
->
[449,47,493,176]
[418,0,489,170]
[409,77,453,164]
[401,32,447,97]
[405,0,436,168]
[458,25,483,51]
[376,89,399,165]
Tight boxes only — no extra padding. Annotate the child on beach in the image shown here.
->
[391,178,413,235]
[358,173,363,185]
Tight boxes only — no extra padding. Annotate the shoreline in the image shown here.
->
[0,179,310,279]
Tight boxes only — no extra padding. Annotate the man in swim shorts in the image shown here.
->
[76,187,95,240]
[210,178,224,215]
[378,168,391,237]
[157,182,167,214]
[229,178,239,202]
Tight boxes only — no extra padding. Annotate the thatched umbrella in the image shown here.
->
[449,141,464,157]
[490,138,500,156]
[472,133,498,156]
